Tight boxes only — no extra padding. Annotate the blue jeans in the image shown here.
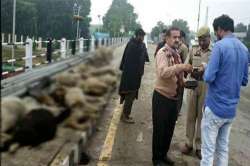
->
[200,107,233,166]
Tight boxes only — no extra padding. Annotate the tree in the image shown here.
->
[235,23,247,32]
[1,0,91,40]
[1,0,13,34]
[150,21,168,41]
[171,19,190,35]
[79,0,91,38]
[103,0,141,37]
[16,0,38,36]
[1,0,38,39]
[171,19,190,43]
[246,24,250,42]
[36,0,91,39]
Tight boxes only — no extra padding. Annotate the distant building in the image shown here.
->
[89,24,103,34]
[93,32,110,39]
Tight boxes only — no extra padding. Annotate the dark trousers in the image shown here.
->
[122,92,137,118]
[152,90,178,163]
[177,87,184,114]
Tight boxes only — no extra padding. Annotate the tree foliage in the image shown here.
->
[171,19,191,43]
[1,0,91,39]
[235,23,247,32]
[103,0,141,37]
[171,19,190,36]
[150,21,168,41]
[246,24,250,43]
[150,19,191,43]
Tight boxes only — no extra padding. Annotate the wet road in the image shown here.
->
[85,44,250,166]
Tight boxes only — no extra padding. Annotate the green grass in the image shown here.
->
[2,46,61,72]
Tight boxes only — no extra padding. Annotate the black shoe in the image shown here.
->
[196,149,202,160]
[162,156,175,165]
[153,161,168,166]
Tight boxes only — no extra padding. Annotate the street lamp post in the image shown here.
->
[197,0,202,32]
[76,6,81,39]
[11,0,16,67]
[73,2,81,39]
[98,15,101,32]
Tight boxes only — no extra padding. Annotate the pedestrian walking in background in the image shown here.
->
[119,28,149,124]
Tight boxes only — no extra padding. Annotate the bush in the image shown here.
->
[244,41,250,50]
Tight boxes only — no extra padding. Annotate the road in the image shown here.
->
[84,44,250,166]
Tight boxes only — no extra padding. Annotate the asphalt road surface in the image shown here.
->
[85,44,250,166]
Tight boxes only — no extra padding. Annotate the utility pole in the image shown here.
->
[76,6,81,39]
[197,0,202,32]
[205,6,209,26]
[11,0,16,67]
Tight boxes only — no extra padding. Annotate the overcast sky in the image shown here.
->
[90,0,250,33]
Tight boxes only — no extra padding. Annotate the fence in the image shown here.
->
[1,33,129,79]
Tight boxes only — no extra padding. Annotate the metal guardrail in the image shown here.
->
[2,36,129,79]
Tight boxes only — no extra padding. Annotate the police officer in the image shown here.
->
[180,26,211,159]
[177,30,189,115]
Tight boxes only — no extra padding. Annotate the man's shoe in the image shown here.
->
[122,117,135,124]
[153,161,167,166]
[180,143,193,155]
[163,156,175,165]
[196,149,202,160]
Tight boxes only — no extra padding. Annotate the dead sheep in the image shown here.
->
[63,107,91,131]
[22,96,41,111]
[83,77,109,96]
[75,63,93,73]
[88,66,117,77]
[22,96,65,118]
[49,84,67,106]
[65,87,86,108]
[98,74,118,87]
[1,108,59,153]
[87,47,113,67]
[25,88,57,107]
[72,65,92,80]
[83,103,102,119]
[63,89,107,130]
[77,80,86,91]
[85,95,108,112]
[12,108,57,147]
[63,102,102,130]
[54,72,81,87]
[85,95,107,106]
[1,97,28,133]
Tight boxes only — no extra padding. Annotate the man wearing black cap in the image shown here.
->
[119,28,149,123]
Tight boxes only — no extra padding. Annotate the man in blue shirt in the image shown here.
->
[200,15,249,166]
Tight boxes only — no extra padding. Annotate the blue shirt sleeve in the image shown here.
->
[242,53,249,86]
[204,43,221,83]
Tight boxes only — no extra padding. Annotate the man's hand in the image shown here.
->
[199,62,207,71]
[191,66,205,80]
[182,64,193,73]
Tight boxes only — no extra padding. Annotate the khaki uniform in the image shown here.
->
[179,43,189,63]
[186,46,211,150]
[177,43,189,113]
